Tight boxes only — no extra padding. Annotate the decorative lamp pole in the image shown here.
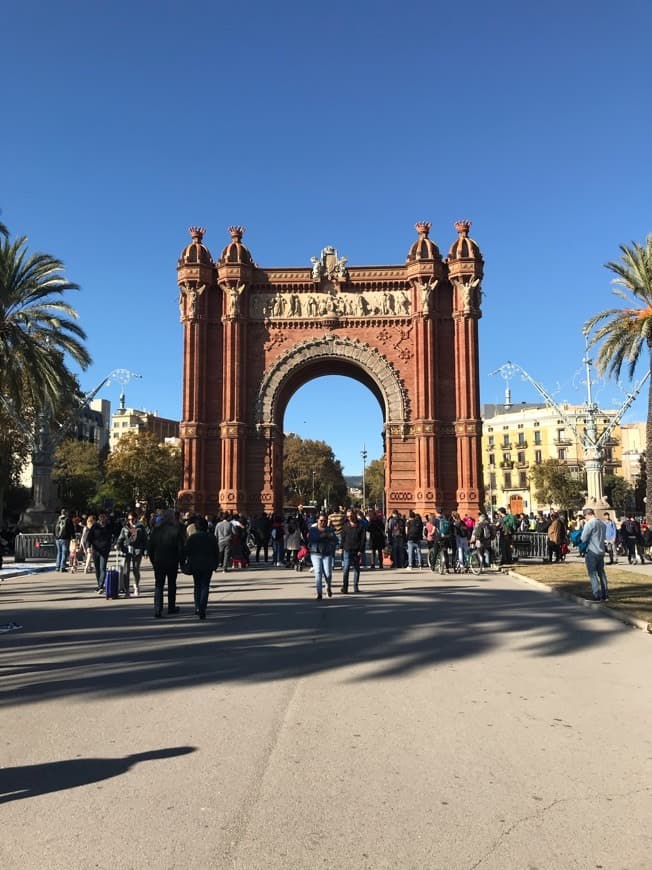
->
[312,470,317,504]
[361,444,368,509]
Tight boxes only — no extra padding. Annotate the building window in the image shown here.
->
[503,434,510,447]
[534,431,541,445]
[535,450,542,464]
[558,448,566,461]
[519,472,527,488]
[518,433,525,445]
[504,473,512,488]
[557,428,565,441]
[488,435,494,447]
[517,451,525,464]
[489,473,496,489]
[489,453,495,466]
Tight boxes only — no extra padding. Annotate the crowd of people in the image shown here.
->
[43,501,651,614]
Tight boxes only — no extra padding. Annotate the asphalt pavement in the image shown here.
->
[1,559,652,869]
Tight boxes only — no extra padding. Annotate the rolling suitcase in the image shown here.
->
[105,549,120,600]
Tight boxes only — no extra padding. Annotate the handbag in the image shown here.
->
[180,558,193,575]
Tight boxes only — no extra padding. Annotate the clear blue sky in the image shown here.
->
[3,1,651,475]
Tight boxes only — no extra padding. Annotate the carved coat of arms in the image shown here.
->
[310,245,348,283]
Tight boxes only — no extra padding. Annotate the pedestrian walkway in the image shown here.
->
[2,561,652,869]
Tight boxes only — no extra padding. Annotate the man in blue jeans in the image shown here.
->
[340,509,366,593]
[580,507,608,602]
[54,509,75,572]
[86,513,113,592]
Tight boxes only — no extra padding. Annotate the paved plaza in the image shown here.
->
[2,561,652,869]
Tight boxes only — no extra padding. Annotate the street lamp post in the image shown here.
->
[312,470,316,504]
[361,444,368,510]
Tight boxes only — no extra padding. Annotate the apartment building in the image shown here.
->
[482,402,623,515]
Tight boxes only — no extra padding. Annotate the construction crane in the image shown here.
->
[490,336,649,510]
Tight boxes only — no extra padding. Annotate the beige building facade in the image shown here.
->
[620,422,646,486]
[110,407,179,451]
[482,402,624,515]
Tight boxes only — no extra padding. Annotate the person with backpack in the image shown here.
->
[471,514,493,567]
[405,510,423,570]
[620,514,642,564]
[437,512,454,570]
[54,508,75,573]
[451,510,470,569]
[116,513,148,596]
[546,512,566,563]
[496,507,516,566]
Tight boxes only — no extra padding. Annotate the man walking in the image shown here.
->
[148,510,185,617]
[340,509,366,593]
[580,508,608,602]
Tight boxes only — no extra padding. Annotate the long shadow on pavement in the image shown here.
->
[0,571,625,708]
[0,746,196,804]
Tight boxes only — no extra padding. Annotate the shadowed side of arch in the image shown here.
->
[254,336,408,426]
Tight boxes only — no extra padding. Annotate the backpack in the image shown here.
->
[439,517,452,538]
[502,514,517,534]
[624,520,637,537]
[479,523,492,543]
[456,522,469,538]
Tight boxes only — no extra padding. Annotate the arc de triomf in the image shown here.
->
[177,220,484,518]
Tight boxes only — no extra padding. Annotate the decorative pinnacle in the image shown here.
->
[228,226,245,241]
[415,221,432,238]
[189,227,205,243]
[454,220,472,237]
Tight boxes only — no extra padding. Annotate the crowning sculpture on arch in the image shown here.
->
[177,220,485,518]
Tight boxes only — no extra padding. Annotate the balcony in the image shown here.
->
[500,460,514,469]
[516,440,528,449]
[500,442,513,450]
[554,437,573,446]
[516,459,529,468]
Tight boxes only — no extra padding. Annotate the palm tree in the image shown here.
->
[584,233,652,519]
[0,231,92,414]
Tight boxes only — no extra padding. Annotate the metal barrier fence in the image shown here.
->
[511,532,549,562]
[14,533,56,562]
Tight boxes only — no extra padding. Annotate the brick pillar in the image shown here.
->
[448,221,485,518]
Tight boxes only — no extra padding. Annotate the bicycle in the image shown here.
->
[429,543,483,576]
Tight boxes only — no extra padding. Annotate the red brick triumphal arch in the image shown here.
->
[176,220,485,519]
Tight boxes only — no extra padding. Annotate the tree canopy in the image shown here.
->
[283,433,347,508]
[364,457,385,509]
[103,432,181,510]
[585,233,652,518]
[0,229,91,415]
[52,439,104,512]
[529,459,585,512]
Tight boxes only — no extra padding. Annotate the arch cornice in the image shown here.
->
[254,335,408,426]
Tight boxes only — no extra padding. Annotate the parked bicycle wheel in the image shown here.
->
[468,550,483,575]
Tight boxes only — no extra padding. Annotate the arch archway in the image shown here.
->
[177,221,485,517]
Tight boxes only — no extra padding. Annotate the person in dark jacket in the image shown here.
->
[340,508,366,594]
[86,512,113,592]
[54,508,75,572]
[148,510,185,617]
[183,518,219,619]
